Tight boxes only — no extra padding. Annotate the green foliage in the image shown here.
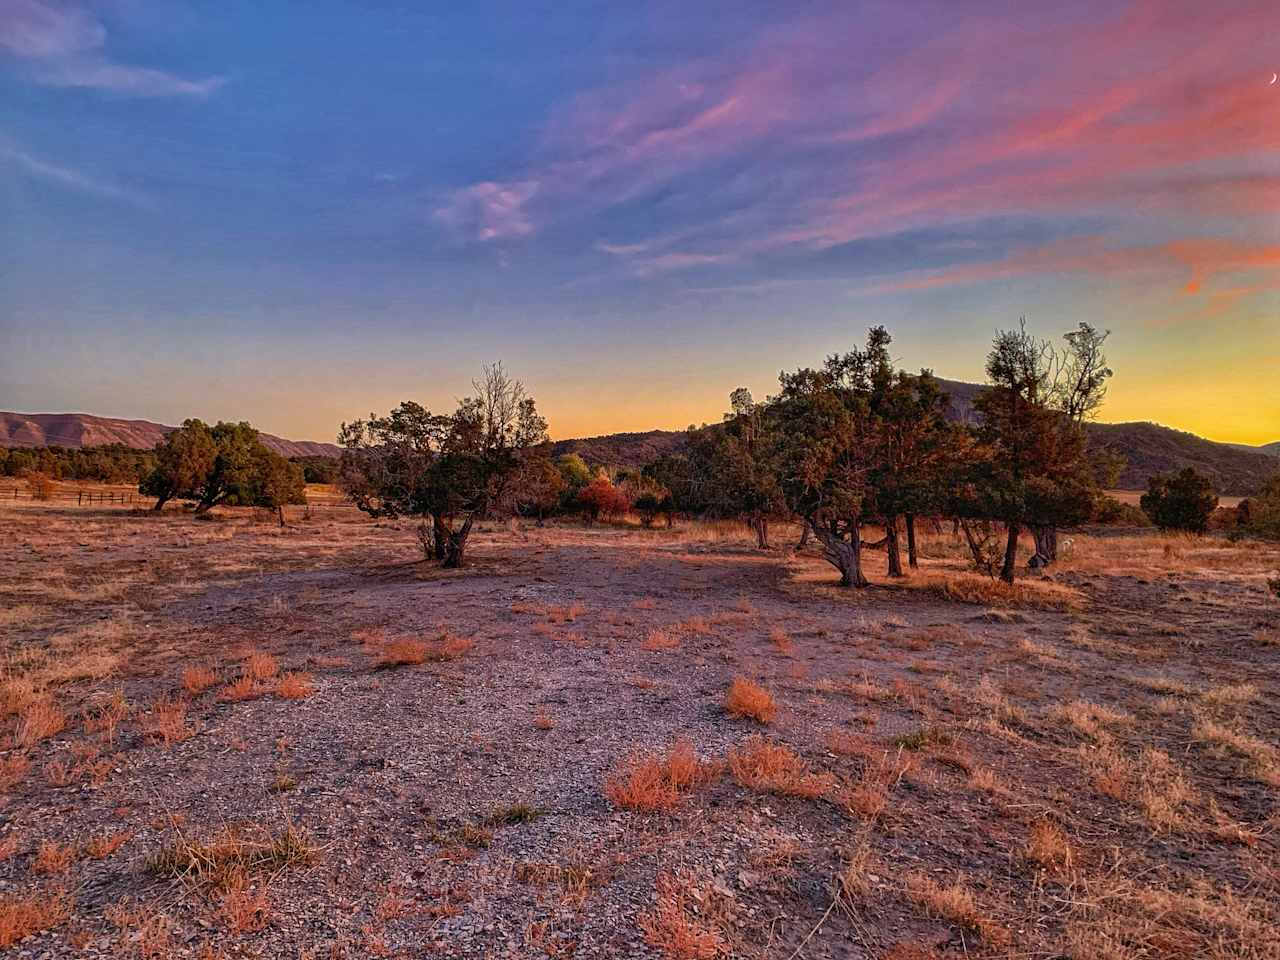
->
[1140,467,1219,533]
[292,456,339,484]
[554,453,591,491]
[1093,495,1152,526]
[139,419,305,512]
[1238,475,1280,540]
[0,444,158,483]
[338,364,547,566]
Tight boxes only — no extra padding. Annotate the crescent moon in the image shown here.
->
[1272,72,1278,85]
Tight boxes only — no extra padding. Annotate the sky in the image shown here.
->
[1,0,1277,445]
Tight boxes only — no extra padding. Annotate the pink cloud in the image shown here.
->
[434,181,540,242]
[0,0,223,98]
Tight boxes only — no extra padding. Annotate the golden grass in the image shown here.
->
[34,839,74,875]
[723,677,776,724]
[638,873,727,960]
[903,872,1007,945]
[147,822,313,889]
[728,737,833,800]
[16,696,65,748]
[1024,819,1074,872]
[604,738,719,812]
[181,664,219,695]
[140,695,195,745]
[276,671,314,700]
[0,891,71,949]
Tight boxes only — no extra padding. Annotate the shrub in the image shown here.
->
[724,677,776,724]
[25,473,55,501]
[1140,468,1218,533]
[276,672,314,699]
[604,738,717,812]
[577,474,632,523]
[1093,496,1151,526]
[728,737,832,799]
[0,891,71,948]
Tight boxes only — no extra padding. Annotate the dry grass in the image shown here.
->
[15,696,66,748]
[0,891,71,949]
[604,738,719,812]
[919,572,1083,610]
[903,872,1007,945]
[728,737,833,800]
[1024,819,1074,872]
[638,873,727,960]
[276,671,314,700]
[218,871,272,933]
[220,674,263,702]
[642,627,681,651]
[140,695,195,745]
[1060,870,1277,960]
[375,633,473,668]
[181,664,219,695]
[34,839,74,874]
[242,651,279,681]
[147,822,313,889]
[723,677,776,724]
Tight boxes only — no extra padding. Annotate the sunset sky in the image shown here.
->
[2,1,1277,445]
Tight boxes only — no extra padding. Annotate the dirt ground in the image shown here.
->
[2,497,1279,959]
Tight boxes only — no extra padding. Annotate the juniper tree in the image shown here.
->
[338,364,547,567]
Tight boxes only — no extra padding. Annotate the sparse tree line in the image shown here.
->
[333,329,1279,584]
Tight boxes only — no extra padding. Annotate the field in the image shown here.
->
[2,494,1279,959]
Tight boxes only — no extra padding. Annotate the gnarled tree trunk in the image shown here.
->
[810,518,869,588]
[1029,525,1058,569]
[436,513,475,568]
[753,516,770,549]
[796,520,811,548]
[905,514,918,569]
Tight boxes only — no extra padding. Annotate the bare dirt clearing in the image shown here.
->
[2,500,1279,959]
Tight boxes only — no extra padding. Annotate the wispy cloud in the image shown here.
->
[437,0,1276,297]
[0,0,224,98]
[0,138,146,205]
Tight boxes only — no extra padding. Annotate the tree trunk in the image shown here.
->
[810,519,869,588]
[754,516,770,549]
[905,514,918,569]
[1029,525,1057,569]
[1001,522,1020,584]
[152,495,168,512]
[797,521,811,548]
[431,513,448,562]
[440,513,475,568]
[278,505,286,527]
[884,515,904,577]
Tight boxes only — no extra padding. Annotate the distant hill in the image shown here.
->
[548,379,1279,496]
[7,396,1276,495]
[0,412,341,459]
[1228,440,1280,458]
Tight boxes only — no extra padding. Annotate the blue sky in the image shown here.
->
[2,1,1277,443]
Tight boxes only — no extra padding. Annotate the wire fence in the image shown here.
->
[0,486,352,509]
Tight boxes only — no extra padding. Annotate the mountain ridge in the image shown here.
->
[4,399,1277,494]
[0,412,341,459]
